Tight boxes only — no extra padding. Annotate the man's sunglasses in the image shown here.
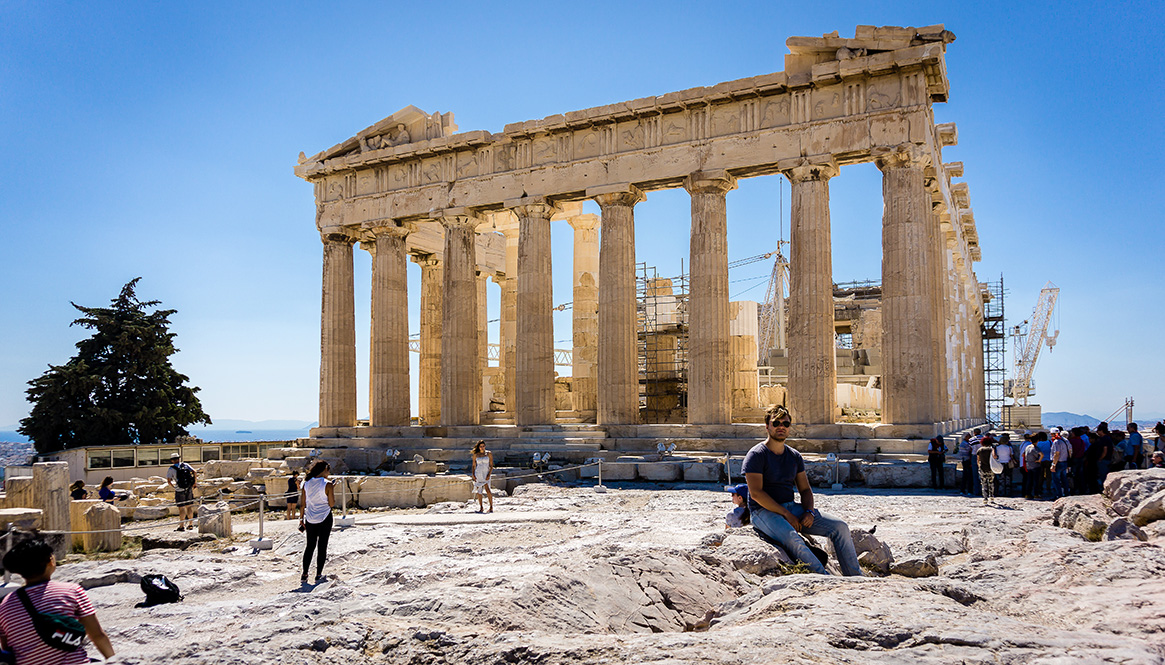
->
[772,420,792,428]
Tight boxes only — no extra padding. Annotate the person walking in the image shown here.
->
[298,460,335,585]
[69,480,89,501]
[470,441,494,513]
[0,537,115,663]
[927,436,948,490]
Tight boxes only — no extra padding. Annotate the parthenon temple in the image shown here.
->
[296,25,987,453]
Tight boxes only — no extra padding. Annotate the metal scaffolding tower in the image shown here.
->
[637,263,688,423]
[982,276,1007,428]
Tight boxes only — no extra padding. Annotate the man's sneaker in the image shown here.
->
[176,526,185,532]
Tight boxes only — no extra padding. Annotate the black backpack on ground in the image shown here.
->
[138,574,182,607]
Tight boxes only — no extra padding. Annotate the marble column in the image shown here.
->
[685,171,737,424]
[568,213,600,416]
[929,208,950,423]
[477,272,489,414]
[593,186,645,425]
[319,230,357,428]
[512,200,558,425]
[877,145,939,425]
[368,223,411,427]
[500,226,519,416]
[415,255,443,425]
[439,211,481,426]
[783,163,838,425]
[971,304,986,419]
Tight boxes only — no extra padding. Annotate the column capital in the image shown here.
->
[435,208,487,231]
[364,219,413,239]
[588,184,645,209]
[779,160,838,183]
[567,213,600,232]
[410,253,441,268]
[320,227,357,245]
[873,143,932,171]
[505,196,561,221]
[683,170,738,195]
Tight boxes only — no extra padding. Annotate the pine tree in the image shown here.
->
[19,278,211,453]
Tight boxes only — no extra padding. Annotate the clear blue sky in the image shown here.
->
[2,1,1163,429]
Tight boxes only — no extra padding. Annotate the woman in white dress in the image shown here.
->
[470,440,494,513]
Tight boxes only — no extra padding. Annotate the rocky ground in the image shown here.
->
[48,471,1165,664]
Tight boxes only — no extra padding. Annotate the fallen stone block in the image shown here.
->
[890,554,938,578]
[1129,488,1165,527]
[132,506,171,521]
[396,460,439,475]
[198,501,232,537]
[682,461,722,483]
[420,476,473,506]
[356,475,425,509]
[141,532,216,551]
[82,502,121,553]
[638,462,681,482]
[862,463,930,488]
[0,508,43,531]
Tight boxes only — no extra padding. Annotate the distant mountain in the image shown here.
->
[1044,411,1162,430]
[1042,412,1101,429]
[193,419,315,431]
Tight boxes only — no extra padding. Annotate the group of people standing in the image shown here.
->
[929,422,1164,502]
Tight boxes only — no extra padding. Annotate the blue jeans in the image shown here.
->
[751,503,863,576]
[1051,465,1068,498]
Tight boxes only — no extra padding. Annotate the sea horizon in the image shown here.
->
[0,429,310,445]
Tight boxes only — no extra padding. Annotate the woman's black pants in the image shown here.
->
[302,512,333,577]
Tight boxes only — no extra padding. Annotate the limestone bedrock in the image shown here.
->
[49,480,1165,664]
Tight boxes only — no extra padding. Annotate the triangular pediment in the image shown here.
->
[301,106,458,166]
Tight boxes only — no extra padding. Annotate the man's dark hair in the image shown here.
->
[1128,422,1138,431]
[2,537,53,579]
[973,428,981,435]
[764,404,791,427]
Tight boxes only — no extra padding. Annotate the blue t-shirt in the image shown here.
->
[98,486,115,502]
[1036,439,1052,459]
[741,441,805,509]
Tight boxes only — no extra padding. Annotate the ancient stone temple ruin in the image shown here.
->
[296,25,986,451]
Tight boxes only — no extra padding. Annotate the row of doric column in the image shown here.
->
[317,152,985,429]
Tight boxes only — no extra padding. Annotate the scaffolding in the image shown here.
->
[637,262,688,423]
[982,275,1006,428]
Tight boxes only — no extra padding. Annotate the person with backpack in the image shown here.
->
[299,460,336,585]
[166,452,198,531]
[0,537,114,663]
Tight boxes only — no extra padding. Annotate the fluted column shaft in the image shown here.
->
[512,201,558,425]
[685,172,737,424]
[440,213,481,426]
[416,255,443,425]
[319,231,357,428]
[477,272,488,414]
[594,187,644,425]
[929,211,950,422]
[368,224,411,426]
[568,214,600,416]
[783,164,838,425]
[500,227,519,415]
[878,145,939,424]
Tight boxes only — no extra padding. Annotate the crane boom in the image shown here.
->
[1008,281,1060,406]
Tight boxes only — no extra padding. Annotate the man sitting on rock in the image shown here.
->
[743,405,863,576]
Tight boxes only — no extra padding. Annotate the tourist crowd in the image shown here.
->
[929,421,1165,502]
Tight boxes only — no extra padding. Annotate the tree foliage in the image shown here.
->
[19,278,211,453]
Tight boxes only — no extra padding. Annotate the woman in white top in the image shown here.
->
[298,460,335,584]
[470,440,493,513]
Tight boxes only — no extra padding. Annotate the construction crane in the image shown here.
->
[757,239,789,358]
[1006,281,1060,406]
